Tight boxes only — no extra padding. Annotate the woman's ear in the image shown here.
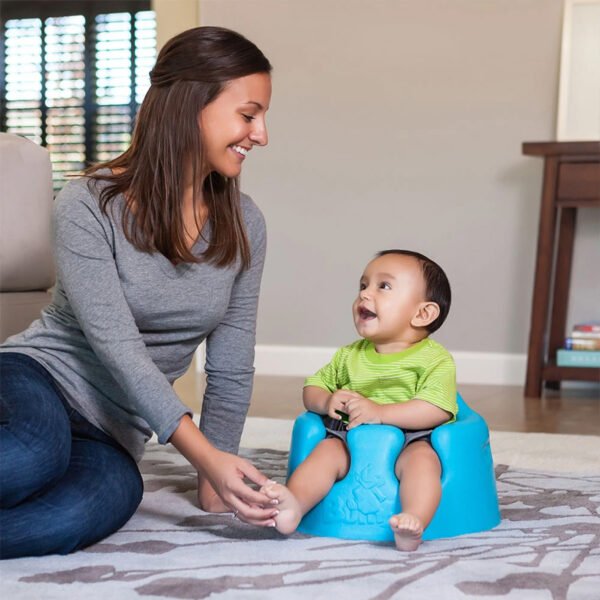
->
[411,301,440,329]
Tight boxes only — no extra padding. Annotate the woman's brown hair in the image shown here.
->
[85,26,272,267]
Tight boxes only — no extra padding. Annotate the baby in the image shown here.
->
[262,249,457,551]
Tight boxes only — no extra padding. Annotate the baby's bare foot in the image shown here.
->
[389,513,424,551]
[260,482,302,535]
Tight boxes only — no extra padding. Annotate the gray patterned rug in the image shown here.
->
[1,441,599,600]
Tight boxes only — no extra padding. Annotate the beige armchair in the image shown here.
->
[0,133,55,342]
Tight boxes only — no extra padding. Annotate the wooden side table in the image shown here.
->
[522,141,600,397]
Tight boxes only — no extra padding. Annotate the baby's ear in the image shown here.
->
[412,301,440,328]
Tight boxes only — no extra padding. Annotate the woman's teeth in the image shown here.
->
[232,145,248,156]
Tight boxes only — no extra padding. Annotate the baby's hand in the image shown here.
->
[326,390,364,421]
[345,396,383,429]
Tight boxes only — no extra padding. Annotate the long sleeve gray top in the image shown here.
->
[1,176,266,462]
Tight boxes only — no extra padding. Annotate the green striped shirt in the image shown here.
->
[304,338,457,420]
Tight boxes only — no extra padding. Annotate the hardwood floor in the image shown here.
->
[174,365,600,436]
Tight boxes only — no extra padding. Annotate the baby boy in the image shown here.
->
[261,249,457,551]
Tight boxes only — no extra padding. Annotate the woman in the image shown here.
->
[0,26,278,559]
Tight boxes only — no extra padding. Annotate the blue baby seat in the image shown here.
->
[287,393,500,541]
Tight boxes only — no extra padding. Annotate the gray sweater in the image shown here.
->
[1,176,266,462]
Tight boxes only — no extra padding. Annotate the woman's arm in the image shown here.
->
[199,197,266,455]
[196,198,270,517]
[171,200,276,524]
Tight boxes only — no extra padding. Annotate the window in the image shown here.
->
[0,1,156,192]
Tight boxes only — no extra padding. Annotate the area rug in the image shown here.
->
[1,422,599,600]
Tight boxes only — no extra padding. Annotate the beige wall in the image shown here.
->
[152,0,200,50]
[197,0,598,354]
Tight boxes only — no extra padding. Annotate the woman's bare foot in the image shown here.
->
[197,474,229,513]
[260,482,303,535]
[389,513,424,551]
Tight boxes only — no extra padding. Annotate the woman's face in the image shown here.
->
[199,72,272,178]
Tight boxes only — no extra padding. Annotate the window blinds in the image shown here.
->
[1,5,155,192]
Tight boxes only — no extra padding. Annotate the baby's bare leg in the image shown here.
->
[390,441,442,551]
[261,437,350,535]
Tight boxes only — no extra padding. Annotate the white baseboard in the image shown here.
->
[195,343,527,386]
[451,351,526,386]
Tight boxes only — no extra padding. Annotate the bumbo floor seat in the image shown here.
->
[287,393,500,541]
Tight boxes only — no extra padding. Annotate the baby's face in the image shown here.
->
[352,254,427,346]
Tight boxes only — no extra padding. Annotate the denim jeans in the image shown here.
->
[0,353,143,558]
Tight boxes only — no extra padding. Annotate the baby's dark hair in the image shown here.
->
[377,249,451,334]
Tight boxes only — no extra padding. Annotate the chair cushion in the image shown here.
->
[0,133,55,292]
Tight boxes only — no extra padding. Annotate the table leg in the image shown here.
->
[525,157,559,397]
[545,206,577,390]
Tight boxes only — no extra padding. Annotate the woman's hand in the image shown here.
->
[169,415,278,527]
[345,395,383,429]
[198,447,279,526]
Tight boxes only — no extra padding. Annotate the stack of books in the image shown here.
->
[557,322,600,367]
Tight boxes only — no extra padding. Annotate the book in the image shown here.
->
[573,322,600,333]
[571,330,600,340]
[556,349,600,368]
[565,337,600,351]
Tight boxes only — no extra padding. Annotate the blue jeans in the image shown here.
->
[0,353,143,558]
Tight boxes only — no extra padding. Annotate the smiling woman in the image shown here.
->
[200,73,271,179]
[0,26,278,559]
[86,27,272,268]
